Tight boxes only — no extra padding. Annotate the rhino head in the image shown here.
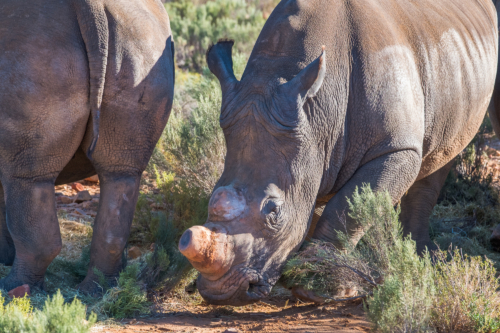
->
[178,40,326,305]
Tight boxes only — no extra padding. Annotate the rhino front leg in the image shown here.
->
[0,180,62,291]
[400,160,454,254]
[0,181,15,266]
[312,150,421,248]
[77,173,141,294]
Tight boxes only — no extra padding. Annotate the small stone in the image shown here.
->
[58,196,74,204]
[61,221,86,232]
[74,190,92,203]
[85,175,99,182]
[222,329,240,333]
[71,182,85,192]
[128,246,142,259]
[81,201,93,209]
[74,208,88,216]
[8,284,31,298]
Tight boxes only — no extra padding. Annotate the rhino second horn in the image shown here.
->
[208,186,246,221]
[178,225,230,280]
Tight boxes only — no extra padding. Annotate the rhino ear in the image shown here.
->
[206,39,239,96]
[280,46,326,103]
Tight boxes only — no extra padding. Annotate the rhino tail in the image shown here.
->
[73,0,109,158]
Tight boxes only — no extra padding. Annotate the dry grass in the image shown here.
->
[431,249,500,333]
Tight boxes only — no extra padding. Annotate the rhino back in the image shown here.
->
[245,0,497,194]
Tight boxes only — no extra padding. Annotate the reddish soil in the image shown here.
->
[97,300,370,333]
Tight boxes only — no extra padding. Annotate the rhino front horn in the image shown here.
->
[179,225,232,280]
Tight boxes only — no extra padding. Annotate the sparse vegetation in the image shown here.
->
[1,0,500,331]
[0,291,96,333]
[165,0,266,71]
[283,184,500,333]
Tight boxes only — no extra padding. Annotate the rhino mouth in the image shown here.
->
[197,265,272,305]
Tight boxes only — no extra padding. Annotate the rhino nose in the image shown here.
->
[179,225,232,280]
[208,186,246,221]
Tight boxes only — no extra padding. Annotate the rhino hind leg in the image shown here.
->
[0,181,15,266]
[0,179,62,291]
[400,160,454,254]
[76,173,141,295]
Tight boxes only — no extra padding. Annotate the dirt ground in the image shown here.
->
[53,134,500,333]
[94,301,370,333]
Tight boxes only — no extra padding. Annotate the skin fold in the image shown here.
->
[0,0,174,293]
[179,0,498,305]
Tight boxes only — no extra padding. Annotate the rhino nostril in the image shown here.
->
[178,225,232,280]
[179,229,192,252]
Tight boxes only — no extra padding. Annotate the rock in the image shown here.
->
[73,208,88,216]
[71,182,85,192]
[8,284,31,298]
[61,220,87,232]
[74,190,92,203]
[223,329,240,333]
[58,196,74,204]
[128,246,142,259]
[291,286,326,304]
[81,201,93,209]
[84,175,99,182]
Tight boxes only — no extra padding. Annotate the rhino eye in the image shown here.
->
[263,199,281,215]
[263,199,283,229]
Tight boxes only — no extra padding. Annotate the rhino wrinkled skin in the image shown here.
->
[179,0,499,305]
[0,0,174,293]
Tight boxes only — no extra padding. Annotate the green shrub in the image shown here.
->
[139,210,191,290]
[0,291,96,333]
[166,0,265,71]
[347,186,435,333]
[99,264,150,319]
[283,185,500,333]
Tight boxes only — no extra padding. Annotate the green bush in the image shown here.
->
[347,186,435,333]
[283,185,500,333]
[139,209,191,289]
[0,291,96,333]
[98,264,150,319]
[166,0,265,71]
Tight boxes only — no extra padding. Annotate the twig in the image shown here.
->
[322,292,373,302]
